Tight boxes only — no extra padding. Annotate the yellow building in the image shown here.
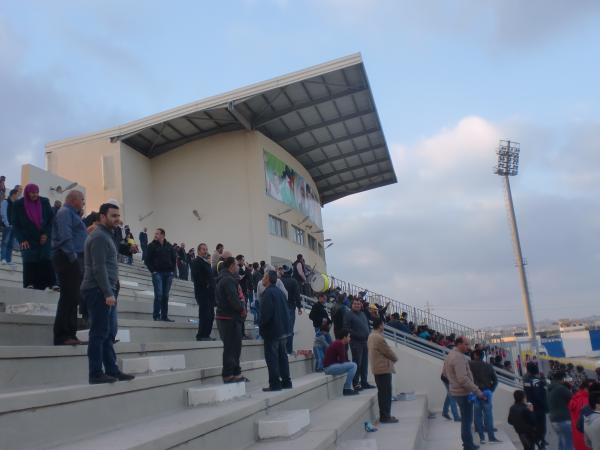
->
[44,53,396,272]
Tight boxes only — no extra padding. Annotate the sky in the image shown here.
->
[2,0,600,328]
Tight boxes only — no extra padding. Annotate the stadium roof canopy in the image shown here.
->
[56,53,397,205]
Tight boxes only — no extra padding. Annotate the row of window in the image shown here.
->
[268,215,325,258]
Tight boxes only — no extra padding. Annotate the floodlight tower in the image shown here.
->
[495,140,537,349]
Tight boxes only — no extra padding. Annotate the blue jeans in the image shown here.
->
[286,307,296,353]
[474,397,496,440]
[1,226,14,262]
[84,287,119,378]
[324,362,357,390]
[314,346,325,371]
[550,420,572,450]
[443,383,460,420]
[152,272,173,320]
[453,395,476,450]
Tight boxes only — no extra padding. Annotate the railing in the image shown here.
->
[309,273,490,344]
[301,295,521,389]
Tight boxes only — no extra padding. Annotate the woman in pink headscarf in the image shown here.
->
[11,184,55,289]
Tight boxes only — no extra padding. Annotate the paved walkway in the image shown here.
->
[424,414,517,450]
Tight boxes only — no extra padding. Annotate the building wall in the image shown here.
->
[45,138,123,214]
[45,130,327,271]
[20,164,86,205]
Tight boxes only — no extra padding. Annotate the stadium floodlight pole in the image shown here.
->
[495,140,537,351]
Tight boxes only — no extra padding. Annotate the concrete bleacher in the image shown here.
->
[0,252,518,449]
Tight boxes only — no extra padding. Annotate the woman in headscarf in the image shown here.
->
[11,184,54,289]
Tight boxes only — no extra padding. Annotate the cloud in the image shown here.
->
[323,116,600,327]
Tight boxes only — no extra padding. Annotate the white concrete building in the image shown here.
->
[44,53,396,272]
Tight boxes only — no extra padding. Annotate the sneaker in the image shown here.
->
[380,416,399,424]
[442,413,452,420]
[353,384,363,391]
[361,383,376,389]
[488,438,502,444]
[479,437,486,444]
[281,383,293,389]
[343,388,359,396]
[52,285,60,292]
[109,372,135,381]
[0,260,6,265]
[89,374,118,384]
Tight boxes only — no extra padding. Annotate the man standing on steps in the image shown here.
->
[215,256,248,383]
[280,265,302,354]
[368,318,399,423]
[343,297,376,391]
[469,349,502,445]
[138,228,148,262]
[145,228,176,322]
[51,190,87,346]
[190,243,215,341]
[442,336,487,450]
[259,270,292,391]
[81,202,134,384]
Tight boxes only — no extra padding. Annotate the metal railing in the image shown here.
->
[301,295,521,389]
[310,273,490,344]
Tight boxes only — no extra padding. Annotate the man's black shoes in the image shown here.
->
[89,374,117,384]
[110,372,135,381]
[343,388,359,396]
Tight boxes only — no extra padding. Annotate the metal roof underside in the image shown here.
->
[116,57,396,205]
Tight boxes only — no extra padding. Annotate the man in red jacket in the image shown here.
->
[570,379,592,450]
[323,328,358,396]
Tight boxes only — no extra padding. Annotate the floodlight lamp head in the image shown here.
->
[494,140,520,177]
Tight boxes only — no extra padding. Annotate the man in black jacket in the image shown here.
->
[469,350,501,444]
[309,292,330,331]
[260,270,292,391]
[215,256,247,383]
[522,361,549,448]
[145,228,177,322]
[190,243,215,341]
[280,265,302,354]
[343,297,375,391]
[138,228,148,261]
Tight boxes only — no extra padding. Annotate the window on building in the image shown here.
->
[268,215,288,238]
[292,225,305,246]
[308,234,317,252]
[318,243,325,258]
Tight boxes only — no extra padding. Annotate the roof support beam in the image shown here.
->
[319,172,389,193]
[303,144,386,170]
[253,86,368,128]
[270,109,374,143]
[148,123,241,158]
[292,127,379,158]
[227,101,253,130]
[312,156,390,183]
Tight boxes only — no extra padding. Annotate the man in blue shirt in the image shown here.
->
[51,190,88,346]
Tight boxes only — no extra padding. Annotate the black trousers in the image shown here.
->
[52,252,83,344]
[217,319,242,378]
[195,287,215,339]
[264,337,291,389]
[349,340,369,387]
[23,260,54,290]
[374,373,393,419]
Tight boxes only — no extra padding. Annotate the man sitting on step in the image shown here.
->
[323,328,359,396]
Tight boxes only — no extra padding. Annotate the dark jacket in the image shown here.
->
[388,319,410,334]
[215,269,243,321]
[281,274,301,310]
[523,373,549,414]
[260,284,290,340]
[469,360,498,391]
[309,301,331,329]
[508,403,537,435]
[190,256,215,302]
[145,240,176,273]
[547,381,572,422]
[11,197,53,263]
[139,231,148,248]
[343,309,370,342]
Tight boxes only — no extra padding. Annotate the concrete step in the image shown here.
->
[0,286,198,321]
[0,340,266,390]
[119,354,186,374]
[187,381,247,405]
[0,354,316,450]
[258,409,311,439]
[246,386,381,450]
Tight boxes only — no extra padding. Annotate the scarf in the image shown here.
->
[24,184,43,230]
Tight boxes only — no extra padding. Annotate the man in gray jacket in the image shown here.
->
[442,336,486,450]
[343,298,375,391]
[81,203,134,384]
